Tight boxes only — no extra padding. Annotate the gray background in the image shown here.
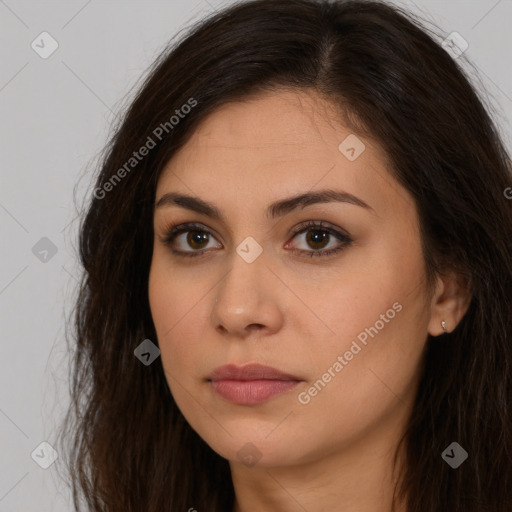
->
[1,0,511,510]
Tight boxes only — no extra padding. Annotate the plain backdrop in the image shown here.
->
[1,0,511,510]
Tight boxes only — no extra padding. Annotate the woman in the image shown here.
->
[57,1,512,511]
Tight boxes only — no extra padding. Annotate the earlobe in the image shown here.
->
[427,270,472,337]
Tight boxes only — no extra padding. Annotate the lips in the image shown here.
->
[208,363,302,405]
[209,363,300,382]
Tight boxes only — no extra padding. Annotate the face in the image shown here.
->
[148,89,433,468]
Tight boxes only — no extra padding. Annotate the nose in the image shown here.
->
[211,250,284,339]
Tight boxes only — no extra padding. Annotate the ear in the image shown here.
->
[427,270,472,336]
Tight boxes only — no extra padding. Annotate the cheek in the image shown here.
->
[314,232,426,352]
[148,249,199,333]
[302,226,429,410]
[148,255,210,380]
[148,258,173,335]
[148,258,185,363]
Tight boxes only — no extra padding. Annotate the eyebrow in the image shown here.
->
[154,188,376,220]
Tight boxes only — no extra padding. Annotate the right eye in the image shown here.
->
[160,222,222,257]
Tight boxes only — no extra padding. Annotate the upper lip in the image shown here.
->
[209,363,301,381]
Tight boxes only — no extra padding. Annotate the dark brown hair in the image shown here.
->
[57,1,512,510]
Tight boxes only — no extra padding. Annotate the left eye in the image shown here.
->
[285,221,352,257]
[289,226,343,252]
[161,221,352,258]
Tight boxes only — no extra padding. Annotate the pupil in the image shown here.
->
[185,229,329,251]
[188,231,208,248]
[307,229,328,249]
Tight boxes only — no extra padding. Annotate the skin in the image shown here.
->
[148,89,471,512]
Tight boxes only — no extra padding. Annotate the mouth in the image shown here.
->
[207,363,303,405]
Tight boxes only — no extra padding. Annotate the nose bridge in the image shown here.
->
[217,236,268,302]
[210,232,284,336]
[205,192,299,337]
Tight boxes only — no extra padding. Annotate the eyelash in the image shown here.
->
[159,220,353,259]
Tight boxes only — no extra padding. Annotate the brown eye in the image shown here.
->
[161,223,222,257]
[186,230,210,250]
[161,220,352,259]
[304,229,330,250]
[288,221,352,258]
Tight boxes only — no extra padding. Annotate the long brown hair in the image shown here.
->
[56,1,512,510]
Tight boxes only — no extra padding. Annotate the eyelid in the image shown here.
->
[158,222,222,251]
[285,220,352,257]
[287,219,349,240]
[159,220,352,258]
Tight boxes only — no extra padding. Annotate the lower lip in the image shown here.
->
[210,379,301,405]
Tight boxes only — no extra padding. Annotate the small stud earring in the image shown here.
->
[441,320,447,334]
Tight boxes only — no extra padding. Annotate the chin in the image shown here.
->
[197,424,313,468]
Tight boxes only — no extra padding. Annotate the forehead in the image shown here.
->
[191,89,344,145]
[156,89,412,217]
[168,90,373,165]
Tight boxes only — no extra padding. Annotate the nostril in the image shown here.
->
[247,323,264,329]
